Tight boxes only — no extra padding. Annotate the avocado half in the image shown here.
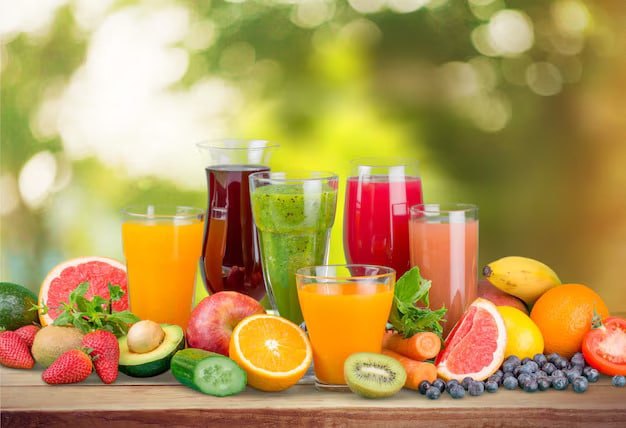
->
[118,324,185,377]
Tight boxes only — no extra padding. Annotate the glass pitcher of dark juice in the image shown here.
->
[197,140,278,301]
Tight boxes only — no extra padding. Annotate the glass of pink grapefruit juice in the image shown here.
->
[343,157,423,278]
[409,203,478,338]
[296,265,395,391]
[121,205,204,329]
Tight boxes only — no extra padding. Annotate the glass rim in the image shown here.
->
[295,264,396,281]
[349,156,419,168]
[249,170,338,183]
[121,204,205,220]
[196,139,280,151]
[410,203,478,214]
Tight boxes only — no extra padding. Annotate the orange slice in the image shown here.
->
[228,314,312,392]
[435,298,507,381]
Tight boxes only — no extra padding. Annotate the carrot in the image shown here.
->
[382,349,438,390]
[382,331,441,361]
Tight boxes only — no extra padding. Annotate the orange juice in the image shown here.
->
[122,213,204,329]
[297,282,394,385]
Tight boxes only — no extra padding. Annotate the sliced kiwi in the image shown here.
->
[344,352,407,398]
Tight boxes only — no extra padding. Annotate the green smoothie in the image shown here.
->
[252,182,337,325]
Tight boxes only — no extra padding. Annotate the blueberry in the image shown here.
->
[522,378,539,393]
[513,365,523,376]
[572,376,588,393]
[566,368,582,384]
[448,384,465,399]
[612,375,626,387]
[552,376,568,391]
[551,369,565,379]
[425,386,441,400]
[487,375,502,386]
[418,380,431,395]
[517,373,532,385]
[537,376,551,391]
[554,357,569,370]
[542,362,556,375]
[502,356,521,372]
[502,371,515,380]
[583,366,600,383]
[485,379,499,393]
[533,353,548,367]
[502,376,519,390]
[519,363,538,375]
[446,379,460,390]
[570,352,586,368]
[461,376,474,391]
[432,379,446,393]
[468,381,485,396]
[547,352,561,363]
[536,370,547,378]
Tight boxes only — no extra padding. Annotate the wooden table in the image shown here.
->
[2,366,625,427]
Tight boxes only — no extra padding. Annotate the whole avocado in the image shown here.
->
[0,282,40,330]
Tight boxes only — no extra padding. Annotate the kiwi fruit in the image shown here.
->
[31,325,85,368]
[344,352,406,398]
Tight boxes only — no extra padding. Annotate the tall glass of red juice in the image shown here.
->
[197,140,278,301]
[409,203,478,338]
[343,157,423,277]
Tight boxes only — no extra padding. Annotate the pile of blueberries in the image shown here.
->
[419,352,626,400]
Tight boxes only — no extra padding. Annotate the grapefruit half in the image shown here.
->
[39,256,129,326]
[435,298,507,381]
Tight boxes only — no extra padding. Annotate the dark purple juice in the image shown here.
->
[201,164,269,300]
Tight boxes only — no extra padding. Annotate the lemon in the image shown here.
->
[497,306,544,360]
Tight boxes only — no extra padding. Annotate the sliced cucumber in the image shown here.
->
[171,348,247,397]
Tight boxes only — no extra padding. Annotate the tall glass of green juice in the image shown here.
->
[249,171,339,325]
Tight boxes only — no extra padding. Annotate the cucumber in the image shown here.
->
[171,348,247,397]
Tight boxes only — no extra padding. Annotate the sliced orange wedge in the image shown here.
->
[229,314,312,392]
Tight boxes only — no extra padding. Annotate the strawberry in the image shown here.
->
[42,349,93,384]
[14,325,40,349]
[0,331,35,369]
[82,330,120,384]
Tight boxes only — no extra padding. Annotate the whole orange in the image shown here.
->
[530,283,609,359]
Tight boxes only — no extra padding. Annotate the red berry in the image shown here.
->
[0,331,35,369]
[82,330,120,384]
[42,349,93,384]
[14,325,40,349]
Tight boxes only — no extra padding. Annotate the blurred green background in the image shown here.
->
[2,0,625,312]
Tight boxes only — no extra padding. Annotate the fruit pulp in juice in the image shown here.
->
[297,282,394,385]
[252,183,337,325]
[122,220,203,328]
[343,176,423,277]
[409,219,478,338]
[202,164,269,300]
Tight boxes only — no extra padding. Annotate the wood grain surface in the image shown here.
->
[2,366,625,427]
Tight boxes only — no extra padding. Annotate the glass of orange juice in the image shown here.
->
[121,205,204,330]
[409,203,478,338]
[295,264,395,391]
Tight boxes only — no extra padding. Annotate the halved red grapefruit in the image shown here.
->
[39,256,129,326]
[435,298,507,381]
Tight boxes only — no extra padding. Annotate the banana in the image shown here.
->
[482,256,561,306]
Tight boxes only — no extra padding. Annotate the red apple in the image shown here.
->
[477,279,529,315]
[186,291,266,356]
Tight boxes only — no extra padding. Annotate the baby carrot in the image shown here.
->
[382,331,441,361]
[382,349,438,390]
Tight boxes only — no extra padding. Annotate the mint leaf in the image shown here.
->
[44,281,139,337]
[388,267,447,339]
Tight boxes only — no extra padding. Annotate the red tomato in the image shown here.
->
[582,316,626,376]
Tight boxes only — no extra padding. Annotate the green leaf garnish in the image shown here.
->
[388,267,447,339]
[33,281,139,337]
